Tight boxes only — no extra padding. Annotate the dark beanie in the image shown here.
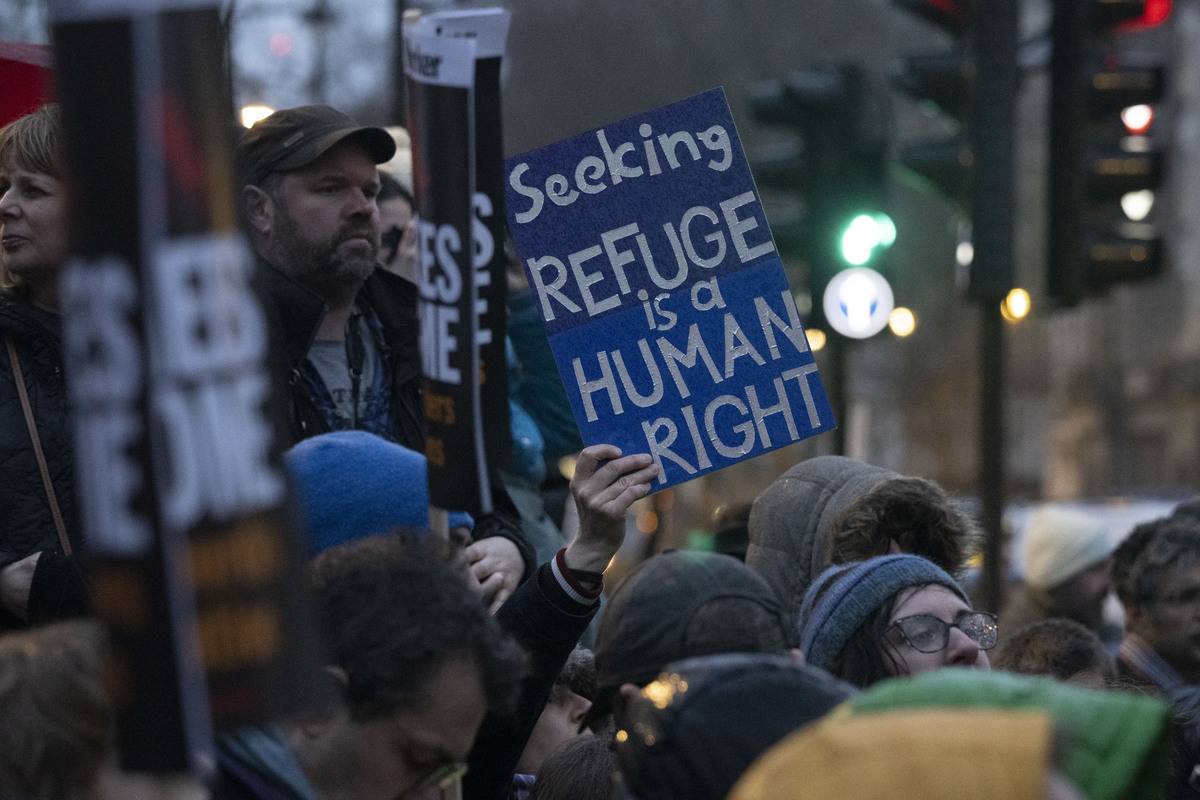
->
[614,652,856,800]
[595,552,786,689]
[797,554,967,672]
[586,551,787,728]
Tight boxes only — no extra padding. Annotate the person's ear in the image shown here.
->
[1123,602,1148,632]
[296,666,350,738]
[243,184,275,237]
[568,692,591,726]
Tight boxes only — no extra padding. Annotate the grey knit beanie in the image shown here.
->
[797,554,967,671]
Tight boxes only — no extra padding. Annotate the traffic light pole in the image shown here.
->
[829,333,848,455]
[971,0,1018,614]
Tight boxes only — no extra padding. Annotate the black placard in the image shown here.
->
[404,25,491,515]
[51,0,326,773]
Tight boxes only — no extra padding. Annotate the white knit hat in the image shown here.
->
[1022,507,1115,590]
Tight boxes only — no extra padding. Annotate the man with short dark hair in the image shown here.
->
[1110,513,1200,799]
[992,618,1113,688]
[213,537,524,799]
[1112,515,1200,691]
[510,648,595,799]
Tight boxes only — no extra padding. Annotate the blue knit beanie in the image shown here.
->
[797,554,967,671]
[285,431,474,555]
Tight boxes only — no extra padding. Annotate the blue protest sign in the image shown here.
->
[505,88,836,490]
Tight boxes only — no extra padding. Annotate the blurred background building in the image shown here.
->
[4,0,1195,549]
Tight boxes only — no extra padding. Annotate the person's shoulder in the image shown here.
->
[360,268,417,322]
[364,267,417,301]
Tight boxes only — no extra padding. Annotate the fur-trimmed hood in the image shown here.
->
[745,456,895,626]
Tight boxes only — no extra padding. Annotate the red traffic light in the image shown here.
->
[892,0,968,36]
[1118,0,1172,30]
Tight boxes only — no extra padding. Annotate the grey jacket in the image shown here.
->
[745,456,895,626]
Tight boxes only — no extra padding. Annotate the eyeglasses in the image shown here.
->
[411,761,468,793]
[1155,585,1200,607]
[888,611,998,654]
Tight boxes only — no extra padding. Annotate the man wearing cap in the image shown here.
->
[1000,507,1117,644]
[238,106,534,602]
[239,105,421,448]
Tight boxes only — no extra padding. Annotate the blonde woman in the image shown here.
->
[0,104,85,627]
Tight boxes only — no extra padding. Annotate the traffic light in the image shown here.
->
[890,2,971,206]
[1047,0,1169,306]
[890,0,1018,299]
[749,64,894,332]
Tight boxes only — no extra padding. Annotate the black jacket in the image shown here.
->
[0,293,88,627]
[253,261,536,578]
[465,563,599,800]
[253,261,424,450]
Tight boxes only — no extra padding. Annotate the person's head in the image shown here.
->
[844,669,1174,800]
[830,476,979,576]
[377,170,416,284]
[529,734,615,800]
[798,554,994,688]
[710,501,752,561]
[294,535,524,799]
[614,653,855,800]
[1112,516,1200,682]
[238,105,395,305]
[516,648,596,775]
[747,456,898,624]
[730,708,1079,800]
[0,620,112,800]
[1022,507,1115,630]
[993,618,1114,688]
[0,103,68,300]
[285,431,473,557]
[587,551,790,731]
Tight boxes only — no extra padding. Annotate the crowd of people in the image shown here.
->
[1,98,1199,800]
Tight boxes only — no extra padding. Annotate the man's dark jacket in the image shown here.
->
[0,294,88,627]
[253,261,424,450]
[253,261,535,577]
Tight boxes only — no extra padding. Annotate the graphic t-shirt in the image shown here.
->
[303,310,392,437]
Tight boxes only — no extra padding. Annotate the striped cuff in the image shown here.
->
[552,548,603,605]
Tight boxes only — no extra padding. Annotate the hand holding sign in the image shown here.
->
[567,444,660,573]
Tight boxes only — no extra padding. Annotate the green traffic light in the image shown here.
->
[839,211,897,265]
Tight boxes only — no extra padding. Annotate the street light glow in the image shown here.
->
[1001,288,1031,323]
[240,104,275,128]
[889,306,917,337]
[1121,104,1154,135]
[806,328,828,352]
[1121,190,1155,222]
[956,241,974,267]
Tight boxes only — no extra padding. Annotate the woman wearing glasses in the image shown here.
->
[797,554,996,687]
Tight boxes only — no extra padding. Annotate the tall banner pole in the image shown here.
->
[50,0,326,773]
[415,9,513,476]
[403,22,490,519]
